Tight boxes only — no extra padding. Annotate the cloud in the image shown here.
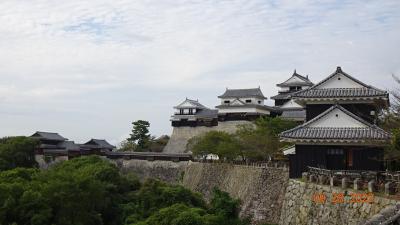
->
[0,0,399,143]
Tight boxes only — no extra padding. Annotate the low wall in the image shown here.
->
[163,120,253,153]
[279,179,400,225]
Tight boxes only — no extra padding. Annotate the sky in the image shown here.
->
[0,0,400,145]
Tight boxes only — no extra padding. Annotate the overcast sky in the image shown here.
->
[0,0,399,145]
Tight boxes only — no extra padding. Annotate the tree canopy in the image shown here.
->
[187,131,242,161]
[0,136,38,171]
[0,156,248,225]
[128,120,151,151]
[187,117,297,161]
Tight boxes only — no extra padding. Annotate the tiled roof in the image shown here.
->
[57,141,80,151]
[280,105,391,143]
[31,131,67,141]
[281,127,390,140]
[293,88,387,99]
[270,93,291,100]
[196,108,218,118]
[218,87,266,99]
[175,98,207,109]
[84,139,115,149]
[277,70,314,87]
[293,67,388,100]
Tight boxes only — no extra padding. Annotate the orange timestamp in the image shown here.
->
[312,192,374,204]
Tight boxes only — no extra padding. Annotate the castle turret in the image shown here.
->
[271,70,313,107]
[216,87,274,121]
[170,98,218,127]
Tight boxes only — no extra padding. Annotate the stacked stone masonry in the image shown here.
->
[279,179,400,225]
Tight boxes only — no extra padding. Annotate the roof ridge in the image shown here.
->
[226,87,261,90]
[311,67,383,91]
[277,71,313,86]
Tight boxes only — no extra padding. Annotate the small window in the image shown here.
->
[224,100,230,104]
[245,99,251,103]
[338,77,341,80]
[258,100,261,104]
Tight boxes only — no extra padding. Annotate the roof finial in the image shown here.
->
[306,75,309,79]
[294,69,297,75]
[186,97,188,100]
[258,85,260,89]
[336,66,342,72]
[226,87,228,90]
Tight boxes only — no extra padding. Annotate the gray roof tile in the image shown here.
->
[280,105,391,143]
[277,71,314,87]
[293,67,388,99]
[175,98,207,109]
[84,139,115,149]
[31,131,67,141]
[218,88,266,99]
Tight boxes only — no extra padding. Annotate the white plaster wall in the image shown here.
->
[220,97,264,105]
[317,74,364,89]
[309,108,367,128]
[218,107,270,114]
[281,99,303,109]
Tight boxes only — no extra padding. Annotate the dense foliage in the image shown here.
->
[128,120,151,151]
[381,75,400,169]
[0,156,248,225]
[0,136,38,171]
[120,120,169,152]
[187,117,297,161]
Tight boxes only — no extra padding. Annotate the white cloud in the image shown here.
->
[0,0,399,143]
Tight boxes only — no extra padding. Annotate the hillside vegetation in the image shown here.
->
[0,155,249,225]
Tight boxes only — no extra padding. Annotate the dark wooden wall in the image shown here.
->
[289,145,384,178]
[172,119,218,127]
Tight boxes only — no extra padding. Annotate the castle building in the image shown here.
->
[31,131,76,156]
[79,139,116,155]
[271,70,314,107]
[216,87,275,121]
[280,67,391,178]
[31,131,115,159]
[271,71,313,122]
[170,98,218,127]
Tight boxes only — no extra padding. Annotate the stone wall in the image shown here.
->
[182,163,289,224]
[279,179,400,225]
[116,159,289,224]
[114,159,189,184]
[163,120,253,153]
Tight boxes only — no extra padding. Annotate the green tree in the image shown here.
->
[118,140,138,152]
[128,120,151,151]
[236,117,297,161]
[187,131,242,161]
[0,136,38,171]
[0,155,249,225]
